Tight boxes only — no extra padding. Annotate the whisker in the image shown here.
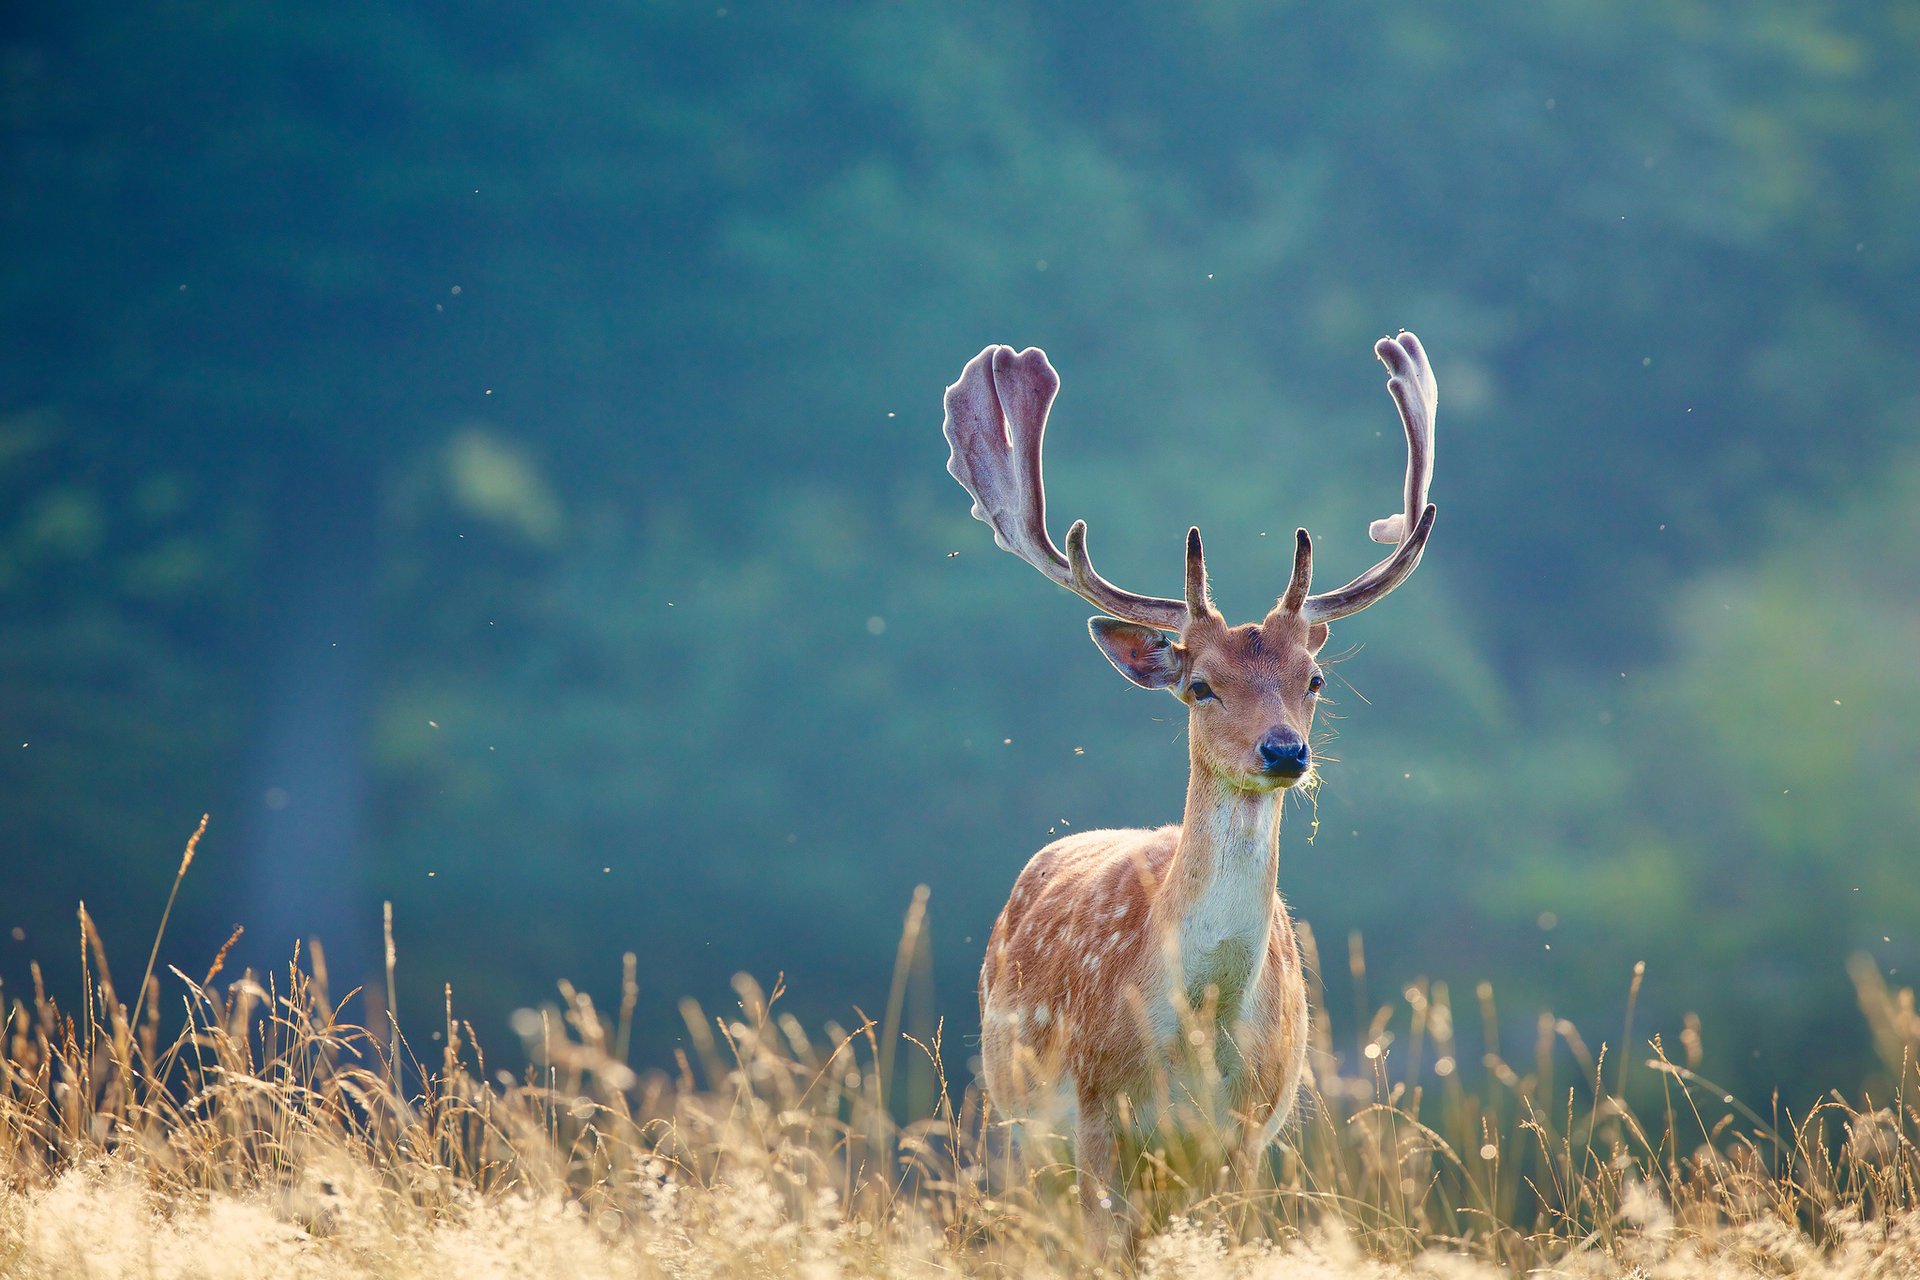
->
[1322,641,1365,667]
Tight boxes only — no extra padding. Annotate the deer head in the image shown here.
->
[942,333,1437,793]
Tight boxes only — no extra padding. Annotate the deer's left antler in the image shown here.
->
[1279,331,1440,625]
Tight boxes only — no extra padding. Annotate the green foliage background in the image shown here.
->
[3,1,1916,1099]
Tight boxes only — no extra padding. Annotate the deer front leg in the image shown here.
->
[1074,1092,1126,1257]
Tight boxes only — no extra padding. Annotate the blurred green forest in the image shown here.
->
[2,1,1916,1101]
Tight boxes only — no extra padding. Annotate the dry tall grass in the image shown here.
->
[4,839,1919,1276]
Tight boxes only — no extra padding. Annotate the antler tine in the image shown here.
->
[1297,331,1440,624]
[1301,503,1436,623]
[1277,529,1312,614]
[945,345,1189,632]
[1181,526,1219,622]
[1063,522,1191,632]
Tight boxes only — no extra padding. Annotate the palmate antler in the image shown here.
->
[943,345,1191,631]
[942,333,1438,632]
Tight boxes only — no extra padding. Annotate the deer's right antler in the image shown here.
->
[943,345,1192,632]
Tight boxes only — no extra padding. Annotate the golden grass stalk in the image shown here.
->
[4,902,1920,1277]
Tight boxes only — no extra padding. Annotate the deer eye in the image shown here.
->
[1188,679,1217,704]
[1307,674,1325,695]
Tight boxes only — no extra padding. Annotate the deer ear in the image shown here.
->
[1088,618,1185,690]
[1307,621,1330,655]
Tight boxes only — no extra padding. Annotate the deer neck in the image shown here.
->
[1149,750,1283,1014]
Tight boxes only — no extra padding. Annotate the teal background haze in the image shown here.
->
[3,2,1918,1102]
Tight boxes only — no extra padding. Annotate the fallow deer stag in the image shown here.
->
[944,332,1438,1244]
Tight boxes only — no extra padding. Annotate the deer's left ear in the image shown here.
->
[1088,618,1185,690]
[1307,622,1330,655]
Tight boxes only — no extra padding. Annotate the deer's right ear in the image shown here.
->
[1088,617,1185,690]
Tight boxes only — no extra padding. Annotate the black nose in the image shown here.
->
[1257,731,1311,777]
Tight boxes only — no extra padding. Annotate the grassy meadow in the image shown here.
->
[5,835,1920,1278]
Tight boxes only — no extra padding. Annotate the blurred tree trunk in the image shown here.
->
[236,438,378,989]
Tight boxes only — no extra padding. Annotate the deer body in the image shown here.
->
[941,333,1439,1243]
[979,776,1310,1138]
